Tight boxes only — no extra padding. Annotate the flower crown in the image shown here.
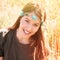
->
[20,10,44,25]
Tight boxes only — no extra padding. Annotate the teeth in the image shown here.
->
[24,30,30,34]
[24,30,29,34]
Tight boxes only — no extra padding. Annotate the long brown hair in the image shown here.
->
[9,2,49,60]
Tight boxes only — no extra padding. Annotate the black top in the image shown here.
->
[0,30,35,60]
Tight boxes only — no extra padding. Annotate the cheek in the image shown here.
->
[32,27,39,34]
[20,21,28,29]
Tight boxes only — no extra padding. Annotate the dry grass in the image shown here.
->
[0,0,60,60]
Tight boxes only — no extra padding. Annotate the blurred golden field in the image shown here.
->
[0,0,60,60]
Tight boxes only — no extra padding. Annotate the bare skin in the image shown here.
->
[0,57,3,60]
[16,12,41,44]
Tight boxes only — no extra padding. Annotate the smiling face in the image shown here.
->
[18,12,41,39]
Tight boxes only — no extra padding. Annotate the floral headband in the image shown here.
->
[20,10,44,25]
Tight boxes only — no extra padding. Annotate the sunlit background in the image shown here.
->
[0,0,60,60]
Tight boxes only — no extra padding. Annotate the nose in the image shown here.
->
[26,24,33,32]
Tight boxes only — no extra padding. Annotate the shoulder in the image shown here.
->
[0,29,9,37]
[0,29,15,37]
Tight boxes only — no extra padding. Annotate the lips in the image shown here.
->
[23,29,31,35]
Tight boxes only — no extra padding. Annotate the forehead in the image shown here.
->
[24,12,40,23]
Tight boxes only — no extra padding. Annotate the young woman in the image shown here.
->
[0,2,49,60]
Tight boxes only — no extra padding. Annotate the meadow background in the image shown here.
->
[0,0,60,60]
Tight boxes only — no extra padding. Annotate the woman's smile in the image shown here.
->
[23,29,31,35]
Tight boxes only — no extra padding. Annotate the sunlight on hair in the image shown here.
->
[0,0,60,60]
